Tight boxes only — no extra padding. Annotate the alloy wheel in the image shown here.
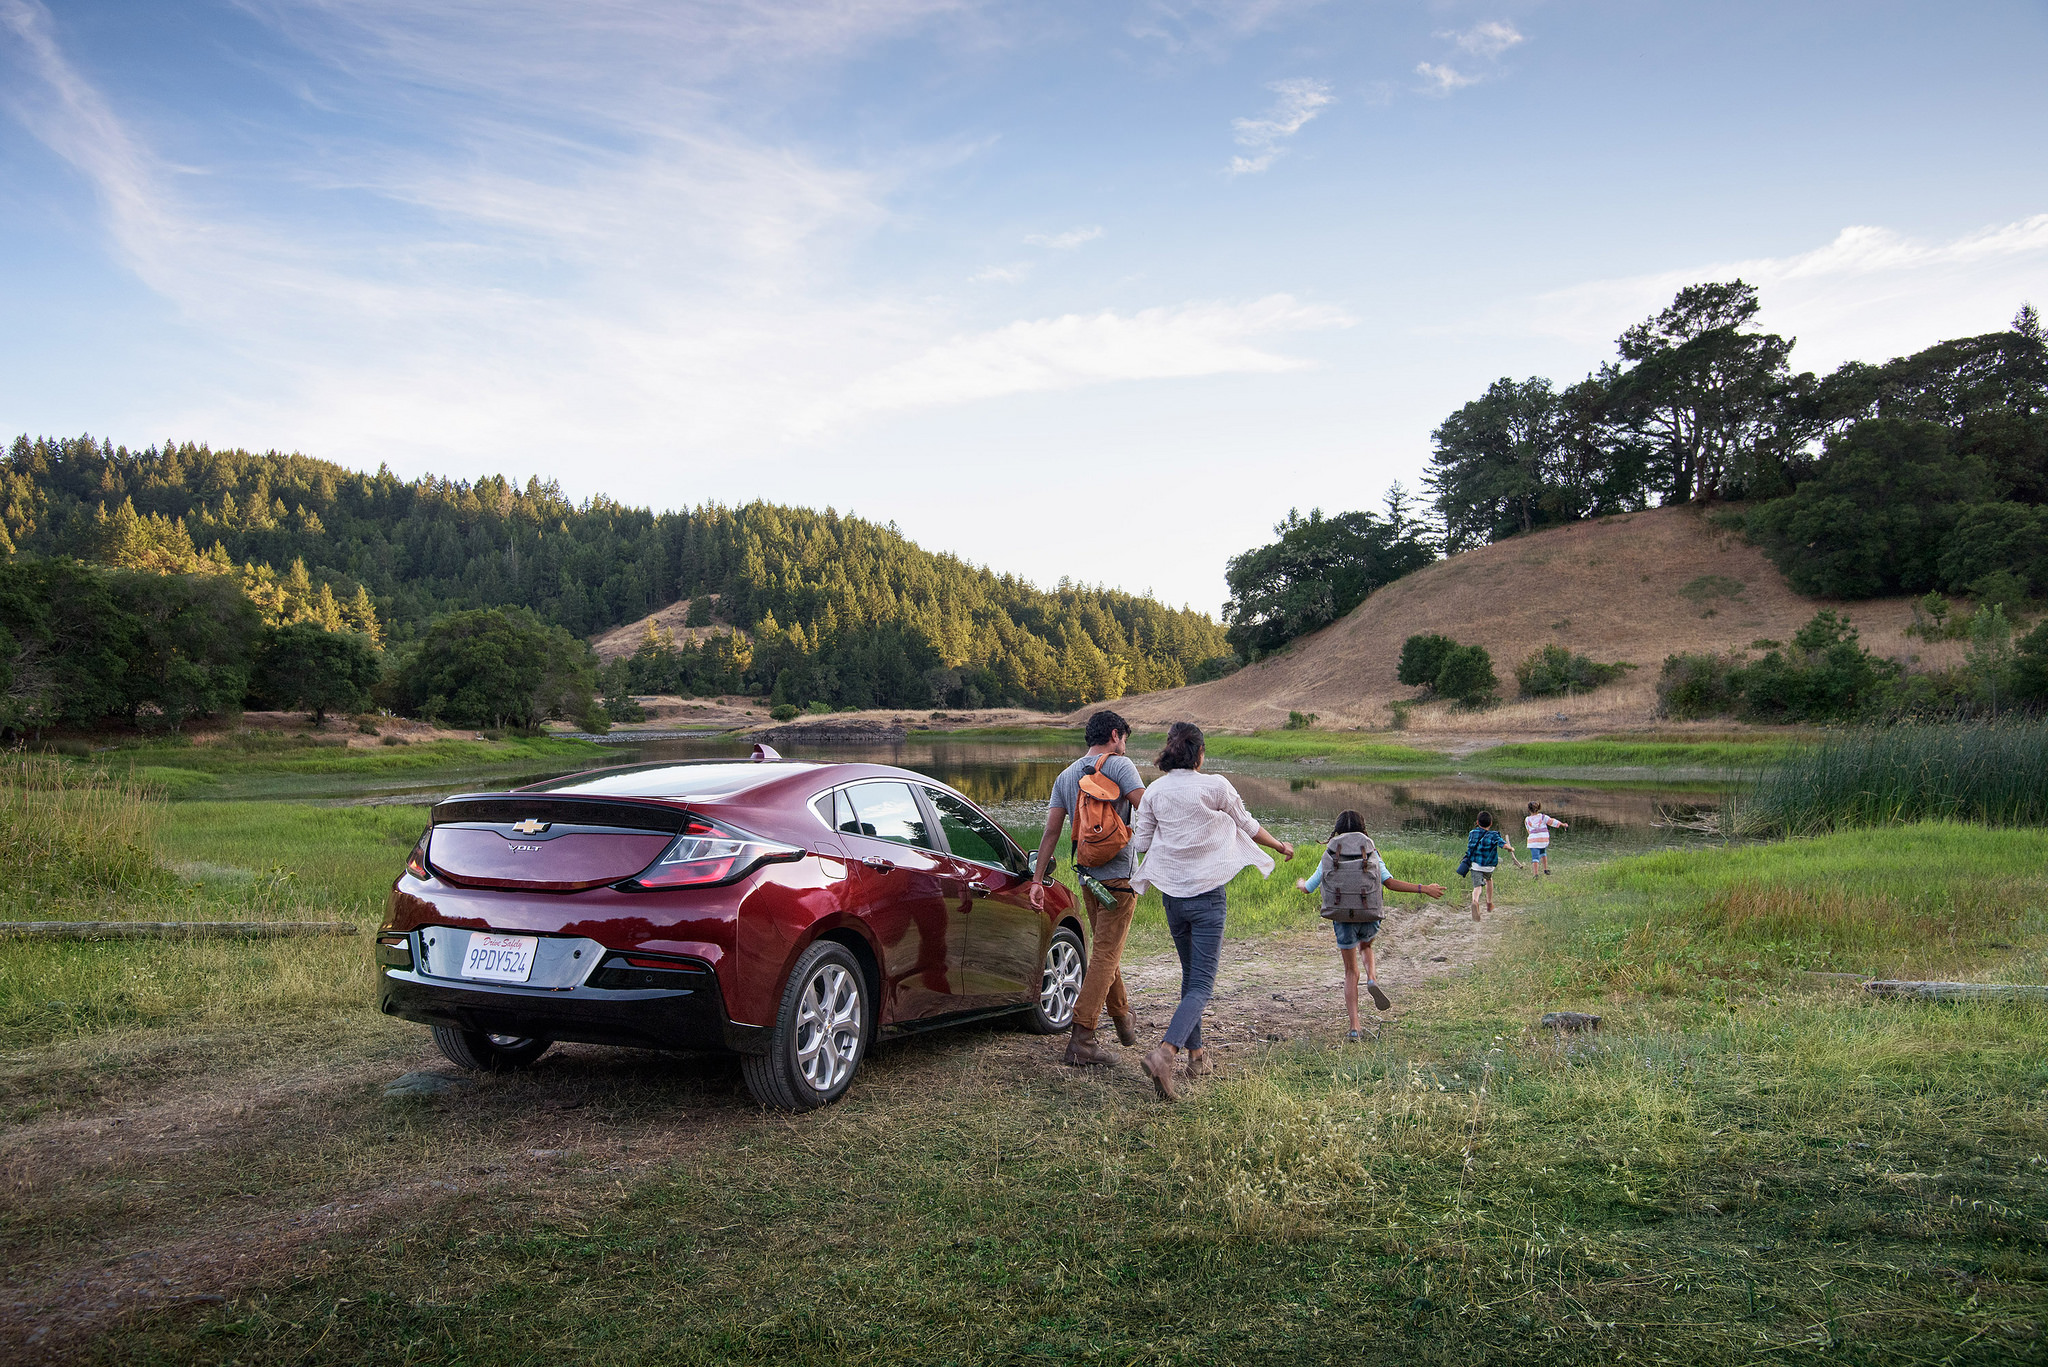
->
[793,962,863,1093]
[1039,936,1084,1029]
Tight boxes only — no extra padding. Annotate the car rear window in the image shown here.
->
[529,762,822,800]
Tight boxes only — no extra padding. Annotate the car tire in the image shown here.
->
[432,1026,551,1072]
[1022,926,1086,1034]
[741,940,870,1111]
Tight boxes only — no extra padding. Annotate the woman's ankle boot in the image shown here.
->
[1110,1012,1138,1046]
[1141,1043,1179,1101]
[1063,1023,1113,1066]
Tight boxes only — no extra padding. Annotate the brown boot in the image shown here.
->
[1141,1043,1179,1101]
[1063,1024,1114,1067]
[1110,1012,1138,1047]
[1183,1048,1214,1079]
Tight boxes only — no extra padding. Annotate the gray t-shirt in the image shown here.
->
[1049,752,1145,880]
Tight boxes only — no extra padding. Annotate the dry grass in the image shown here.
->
[1085,506,1954,734]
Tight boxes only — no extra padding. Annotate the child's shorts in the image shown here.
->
[1469,867,1496,888]
[1331,918,1381,948]
[1529,846,1548,862]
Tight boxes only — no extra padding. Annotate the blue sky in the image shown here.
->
[4,0,2046,614]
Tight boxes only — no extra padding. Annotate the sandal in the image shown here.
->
[1366,980,1392,1012]
[1345,1028,1362,1042]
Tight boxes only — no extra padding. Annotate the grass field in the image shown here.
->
[5,749,2045,1363]
[46,822,2040,1365]
[1469,738,1799,770]
[97,733,609,800]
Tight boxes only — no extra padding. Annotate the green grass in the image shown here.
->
[1197,731,1443,764]
[1741,718,2048,834]
[95,822,2048,1364]
[1471,738,1798,769]
[0,795,425,1048]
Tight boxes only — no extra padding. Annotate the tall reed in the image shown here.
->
[0,755,166,898]
[1740,718,2048,835]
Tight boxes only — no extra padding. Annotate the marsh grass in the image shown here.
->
[0,755,167,900]
[1742,718,2048,834]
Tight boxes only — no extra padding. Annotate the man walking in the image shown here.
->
[1030,710,1145,1065]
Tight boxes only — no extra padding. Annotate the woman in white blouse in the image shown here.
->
[1129,722,1296,1101]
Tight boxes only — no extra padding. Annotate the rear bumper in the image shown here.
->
[377,968,768,1055]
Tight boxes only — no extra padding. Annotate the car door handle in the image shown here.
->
[860,856,896,871]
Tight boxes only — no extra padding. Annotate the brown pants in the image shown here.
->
[1073,878,1134,1030]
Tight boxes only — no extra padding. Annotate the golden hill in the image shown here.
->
[1074,506,1960,735]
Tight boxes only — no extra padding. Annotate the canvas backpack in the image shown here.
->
[1072,756,1133,869]
[1318,831,1384,923]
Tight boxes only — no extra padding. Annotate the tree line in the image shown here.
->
[1,437,1230,726]
[1221,285,2046,661]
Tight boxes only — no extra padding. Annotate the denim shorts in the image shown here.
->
[1529,845,1548,861]
[1331,918,1381,948]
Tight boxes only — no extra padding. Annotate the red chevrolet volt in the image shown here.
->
[375,755,1087,1109]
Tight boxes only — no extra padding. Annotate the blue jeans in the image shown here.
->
[1161,886,1227,1050]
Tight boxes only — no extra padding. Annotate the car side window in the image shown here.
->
[926,787,1020,872]
[844,782,932,849]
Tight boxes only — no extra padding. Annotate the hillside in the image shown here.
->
[1079,506,1956,734]
[3,435,1228,711]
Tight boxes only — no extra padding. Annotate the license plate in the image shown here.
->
[460,933,538,983]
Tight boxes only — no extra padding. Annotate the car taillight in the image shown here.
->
[620,820,799,891]
[405,833,431,880]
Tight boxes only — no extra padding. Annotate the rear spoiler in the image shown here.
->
[430,795,692,834]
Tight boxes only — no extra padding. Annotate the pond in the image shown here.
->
[619,736,1729,852]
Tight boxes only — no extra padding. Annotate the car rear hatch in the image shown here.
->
[424,796,687,892]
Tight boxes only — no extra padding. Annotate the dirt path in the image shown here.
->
[0,900,1511,1360]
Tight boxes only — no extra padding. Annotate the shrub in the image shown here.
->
[1433,644,1498,707]
[1657,652,1742,719]
[770,703,800,721]
[1284,711,1317,730]
[2015,620,2048,704]
[1734,610,1899,723]
[1397,634,1458,689]
[806,700,833,715]
[1188,655,1242,685]
[1514,644,1634,697]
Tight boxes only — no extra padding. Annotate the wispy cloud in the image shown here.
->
[1228,77,1331,175]
[1416,19,1523,96]
[1478,216,2048,370]
[971,262,1030,283]
[1128,0,1326,57]
[1025,224,1103,249]
[1443,20,1523,59]
[832,294,1354,418]
[1413,62,1479,96]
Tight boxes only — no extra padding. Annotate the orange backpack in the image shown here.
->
[1073,757,1132,868]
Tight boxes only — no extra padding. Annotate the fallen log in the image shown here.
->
[0,921,358,941]
[1863,980,2048,1002]
[1540,1011,1602,1031]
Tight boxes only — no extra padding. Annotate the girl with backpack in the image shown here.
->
[1295,811,1446,1039]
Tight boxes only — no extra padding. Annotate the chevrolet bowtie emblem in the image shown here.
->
[510,819,551,835]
